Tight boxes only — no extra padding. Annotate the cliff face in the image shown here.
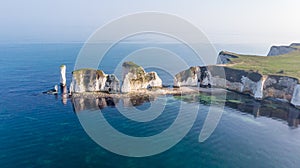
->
[174,66,212,87]
[121,62,162,93]
[174,66,300,106]
[175,66,264,99]
[70,69,120,93]
[210,66,264,99]
[263,75,298,101]
[217,51,239,64]
[292,85,300,106]
[267,43,300,56]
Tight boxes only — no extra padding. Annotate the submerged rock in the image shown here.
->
[121,62,162,93]
[70,69,120,93]
[43,85,58,94]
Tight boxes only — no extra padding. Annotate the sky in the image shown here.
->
[0,0,299,45]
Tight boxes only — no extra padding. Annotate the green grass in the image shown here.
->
[122,61,140,68]
[122,61,146,78]
[224,50,300,80]
[72,68,106,77]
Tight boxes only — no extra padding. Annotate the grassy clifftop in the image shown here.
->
[222,50,300,80]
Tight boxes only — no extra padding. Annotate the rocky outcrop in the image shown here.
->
[70,69,120,93]
[175,66,300,104]
[263,75,298,101]
[174,66,263,98]
[267,43,300,56]
[60,65,67,94]
[60,65,66,86]
[217,51,239,64]
[209,66,263,99]
[69,62,163,94]
[121,62,162,93]
[174,66,212,88]
[292,85,300,107]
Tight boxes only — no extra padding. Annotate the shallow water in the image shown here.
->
[1,43,300,168]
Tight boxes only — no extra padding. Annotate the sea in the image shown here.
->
[1,42,300,168]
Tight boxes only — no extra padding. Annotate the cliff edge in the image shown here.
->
[267,43,300,56]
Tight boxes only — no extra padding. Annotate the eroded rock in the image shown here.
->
[217,51,239,64]
[175,65,300,103]
[60,65,66,86]
[263,75,298,101]
[291,84,300,107]
[174,66,212,88]
[70,69,119,93]
[210,66,263,99]
[121,62,162,93]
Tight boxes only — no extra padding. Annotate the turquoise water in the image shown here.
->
[1,43,300,167]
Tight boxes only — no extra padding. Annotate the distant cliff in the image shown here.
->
[267,43,300,56]
[217,51,239,64]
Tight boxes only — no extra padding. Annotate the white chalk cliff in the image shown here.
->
[175,65,300,104]
[70,69,119,93]
[174,66,212,88]
[121,62,162,93]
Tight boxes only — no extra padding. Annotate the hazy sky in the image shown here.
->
[1,0,299,44]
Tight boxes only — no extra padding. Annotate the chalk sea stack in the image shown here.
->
[121,61,162,93]
[60,64,67,95]
[69,62,162,94]
[69,69,120,93]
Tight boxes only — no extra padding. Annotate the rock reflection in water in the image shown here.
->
[175,91,300,128]
[71,91,300,128]
[225,93,300,128]
[71,95,154,112]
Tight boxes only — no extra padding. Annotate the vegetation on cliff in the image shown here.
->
[222,50,300,80]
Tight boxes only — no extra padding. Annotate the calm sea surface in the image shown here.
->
[1,43,300,168]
